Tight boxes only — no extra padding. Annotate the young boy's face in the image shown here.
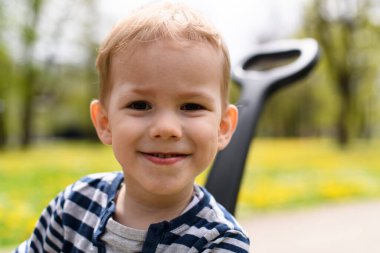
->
[91,40,237,197]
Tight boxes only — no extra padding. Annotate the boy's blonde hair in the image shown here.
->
[96,2,231,106]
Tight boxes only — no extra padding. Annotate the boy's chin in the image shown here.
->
[149,183,193,196]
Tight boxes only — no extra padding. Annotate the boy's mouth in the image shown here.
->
[143,152,187,158]
[141,152,188,165]
[150,153,183,158]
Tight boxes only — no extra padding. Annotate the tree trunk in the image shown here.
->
[21,77,34,147]
[336,72,351,146]
[0,100,5,148]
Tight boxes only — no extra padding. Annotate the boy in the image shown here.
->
[15,2,250,252]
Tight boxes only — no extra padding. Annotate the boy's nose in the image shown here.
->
[149,113,183,140]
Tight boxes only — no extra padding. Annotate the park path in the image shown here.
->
[240,200,380,253]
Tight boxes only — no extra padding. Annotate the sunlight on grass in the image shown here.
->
[237,138,380,216]
[0,141,119,246]
[1,138,380,246]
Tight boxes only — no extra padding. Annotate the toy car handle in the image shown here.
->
[205,38,320,214]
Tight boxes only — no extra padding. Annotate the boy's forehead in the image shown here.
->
[110,40,224,85]
[112,39,222,62]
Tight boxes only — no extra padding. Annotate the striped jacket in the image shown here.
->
[15,172,250,252]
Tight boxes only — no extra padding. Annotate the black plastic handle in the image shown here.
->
[205,38,320,214]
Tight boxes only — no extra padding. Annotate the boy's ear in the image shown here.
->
[218,104,238,150]
[90,100,112,145]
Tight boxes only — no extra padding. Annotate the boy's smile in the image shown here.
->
[141,152,188,165]
[91,39,238,207]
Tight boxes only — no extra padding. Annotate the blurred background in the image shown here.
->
[1,0,380,251]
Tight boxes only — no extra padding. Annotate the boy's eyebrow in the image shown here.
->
[118,85,217,101]
[177,90,215,101]
[116,86,155,97]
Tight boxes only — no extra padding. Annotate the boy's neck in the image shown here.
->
[114,183,194,230]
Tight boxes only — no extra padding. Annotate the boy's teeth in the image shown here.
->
[154,153,176,158]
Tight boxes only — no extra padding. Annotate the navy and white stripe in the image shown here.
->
[15,172,250,252]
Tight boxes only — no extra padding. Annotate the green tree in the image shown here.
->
[18,0,44,147]
[0,47,11,148]
[303,0,380,146]
[41,0,100,140]
[7,0,101,147]
[0,1,12,148]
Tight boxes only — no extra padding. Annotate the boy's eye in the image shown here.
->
[127,101,152,110]
[180,103,205,111]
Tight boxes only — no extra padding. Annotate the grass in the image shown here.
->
[237,138,380,216]
[1,138,380,247]
[0,142,119,246]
